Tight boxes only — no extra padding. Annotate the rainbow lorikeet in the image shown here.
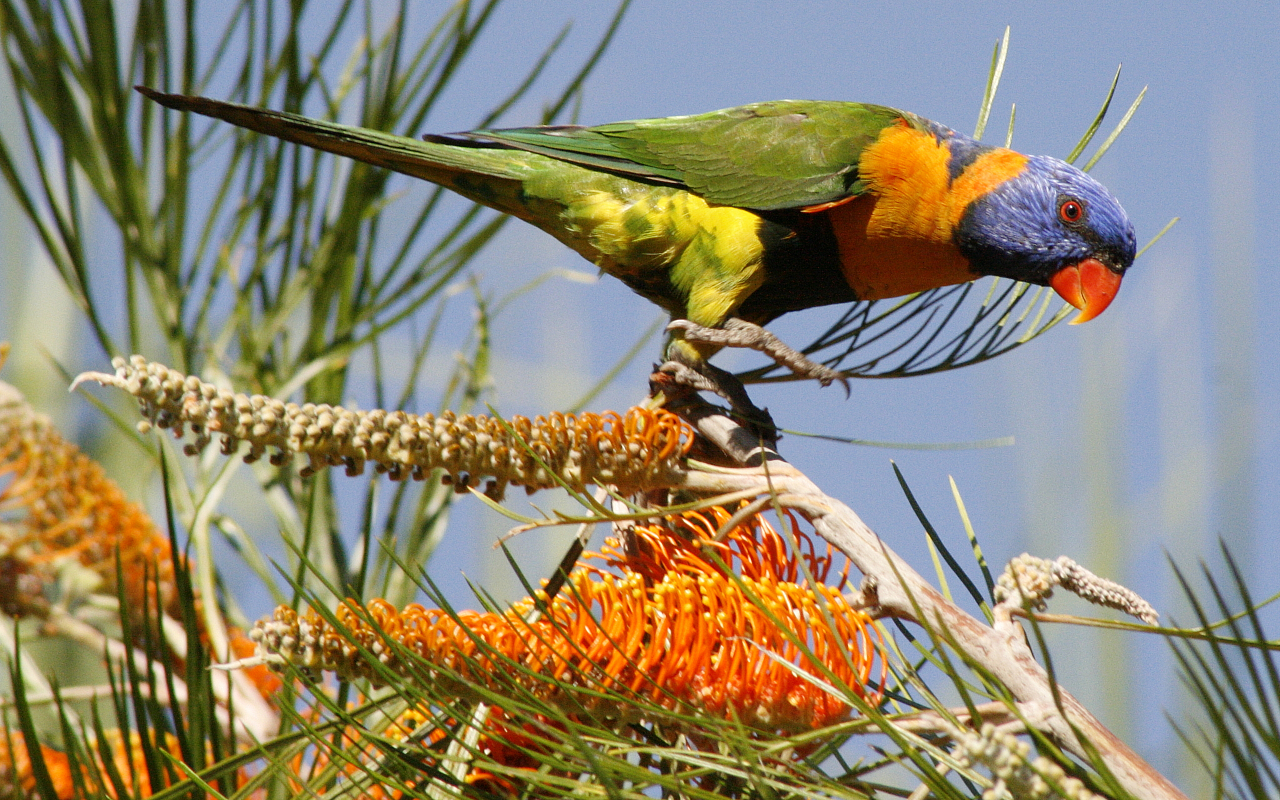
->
[138,89,1135,420]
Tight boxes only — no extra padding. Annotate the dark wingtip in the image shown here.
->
[423,132,478,145]
[423,131,523,150]
[424,124,591,148]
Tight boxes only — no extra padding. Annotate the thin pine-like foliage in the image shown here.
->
[1168,548,1280,800]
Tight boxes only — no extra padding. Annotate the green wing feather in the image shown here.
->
[448,100,912,210]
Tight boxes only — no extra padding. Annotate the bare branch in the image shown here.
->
[673,444,1185,800]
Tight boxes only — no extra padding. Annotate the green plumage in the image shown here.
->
[137,88,874,330]
[443,100,911,209]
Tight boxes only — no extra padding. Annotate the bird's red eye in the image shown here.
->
[1059,199,1084,224]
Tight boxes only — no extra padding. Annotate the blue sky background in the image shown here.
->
[3,0,1277,792]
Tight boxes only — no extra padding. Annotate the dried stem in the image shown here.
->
[673,446,1185,800]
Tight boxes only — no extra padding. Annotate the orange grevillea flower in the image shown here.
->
[274,705,544,799]
[74,356,694,499]
[0,381,280,701]
[252,505,885,736]
[0,730,74,799]
[0,381,177,620]
[0,728,185,799]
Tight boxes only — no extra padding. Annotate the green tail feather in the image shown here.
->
[136,87,539,207]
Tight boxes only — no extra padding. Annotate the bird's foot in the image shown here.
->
[650,359,777,444]
[667,318,850,395]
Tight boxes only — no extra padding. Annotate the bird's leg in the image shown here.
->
[666,317,850,394]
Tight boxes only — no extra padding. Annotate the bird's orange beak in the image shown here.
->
[1049,258,1122,325]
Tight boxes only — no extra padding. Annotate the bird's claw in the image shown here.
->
[667,318,850,396]
[651,360,777,441]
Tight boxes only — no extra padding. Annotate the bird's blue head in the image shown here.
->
[955,155,1136,323]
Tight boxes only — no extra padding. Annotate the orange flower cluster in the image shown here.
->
[0,710,450,800]
[0,728,183,799]
[0,381,280,699]
[75,356,695,499]
[267,705,540,799]
[252,506,885,736]
[0,382,176,619]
